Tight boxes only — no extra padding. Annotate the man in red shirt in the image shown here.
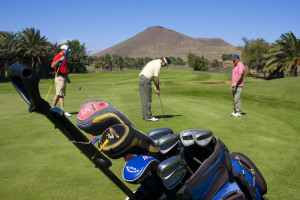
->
[51,45,71,116]
[230,54,245,117]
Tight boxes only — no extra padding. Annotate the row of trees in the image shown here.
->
[86,55,185,71]
[190,32,299,78]
[187,53,223,71]
[241,32,299,78]
[0,28,88,81]
[1,28,298,80]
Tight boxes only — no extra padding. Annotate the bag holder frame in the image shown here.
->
[8,63,136,200]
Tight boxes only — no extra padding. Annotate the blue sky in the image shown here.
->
[1,0,299,54]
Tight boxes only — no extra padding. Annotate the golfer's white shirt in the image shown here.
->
[139,59,161,80]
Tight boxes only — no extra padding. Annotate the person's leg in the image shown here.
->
[52,95,59,107]
[235,87,242,114]
[52,76,61,107]
[139,76,152,120]
[59,96,65,111]
[232,88,237,113]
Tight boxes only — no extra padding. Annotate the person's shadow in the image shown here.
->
[70,112,79,115]
[154,114,183,119]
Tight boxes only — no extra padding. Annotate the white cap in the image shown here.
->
[60,44,70,51]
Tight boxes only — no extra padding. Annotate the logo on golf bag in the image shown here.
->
[107,127,120,140]
[126,166,140,173]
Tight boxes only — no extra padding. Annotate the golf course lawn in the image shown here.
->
[0,67,299,200]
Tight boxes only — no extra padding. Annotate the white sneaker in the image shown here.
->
[146,117,159,121]
[231,112,235,116]
[232,113,242,117]
[64,111,72,117]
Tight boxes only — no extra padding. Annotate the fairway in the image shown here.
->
[1,67,299,200]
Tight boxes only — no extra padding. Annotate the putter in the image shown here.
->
[69,82,81,90]
[147,128,174,145]
[156,134,180,155]
[192,130,214,147]
[158,94,168,121]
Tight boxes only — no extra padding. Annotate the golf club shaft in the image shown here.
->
[45,64,61,100]
[158,95,167,120]
[69,82,81,90]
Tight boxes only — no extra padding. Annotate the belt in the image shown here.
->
[140,74,150,79]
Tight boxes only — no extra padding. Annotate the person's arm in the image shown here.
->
[51,56,65,68]
[66,76,71,83]
[153,76,160,95]
[230,74,243,90]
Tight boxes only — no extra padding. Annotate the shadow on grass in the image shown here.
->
[154,114,183,119]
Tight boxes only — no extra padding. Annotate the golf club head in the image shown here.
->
[157,134,180,155]
[180,129,197,147]
[192,130,214,147]
[157,155,186,189]
[147,128,174,144]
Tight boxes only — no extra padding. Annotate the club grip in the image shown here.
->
[64,46,70,57]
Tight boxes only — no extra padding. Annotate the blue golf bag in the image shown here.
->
[122,138,268,200]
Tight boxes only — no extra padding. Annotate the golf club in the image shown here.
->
[180,129,196,147]
[192,130,214,147]
[157,155,193,189]
[157,134,180,155]
[69,82,82,90]
[158,94,168,121]
[147,128,174,145]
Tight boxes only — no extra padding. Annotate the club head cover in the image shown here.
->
[99,124,161,159]
[77,99,134,136]
[123,155,160,184]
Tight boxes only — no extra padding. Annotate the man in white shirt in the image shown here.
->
[139,57,171,121]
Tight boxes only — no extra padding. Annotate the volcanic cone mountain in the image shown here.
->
[92,26,239,60]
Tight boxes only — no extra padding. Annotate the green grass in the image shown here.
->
[0,68,299,199]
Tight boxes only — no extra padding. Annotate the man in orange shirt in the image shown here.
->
[51,45,71,116]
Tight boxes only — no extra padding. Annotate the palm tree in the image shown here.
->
[18,28,51,73]
[264,32,300,77]
[0,31,21,81]
[66,40,88,73]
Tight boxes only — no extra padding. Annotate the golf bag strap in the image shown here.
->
[234,173,256,200]
[224,145,234,183]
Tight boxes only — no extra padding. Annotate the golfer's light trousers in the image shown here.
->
[139,75,153,120]
[232,86,242,114]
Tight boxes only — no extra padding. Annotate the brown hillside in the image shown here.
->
[92,26,240,60]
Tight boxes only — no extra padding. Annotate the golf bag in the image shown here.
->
[77,99,134,136]
[122,137,267,200]
[230,152,267,200]
[8,63,268,200]
[179,139,255,200]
